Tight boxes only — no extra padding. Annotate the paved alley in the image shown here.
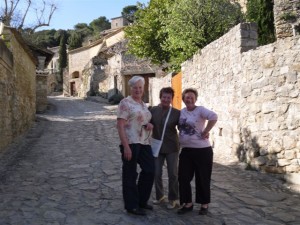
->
[0,96,299,225]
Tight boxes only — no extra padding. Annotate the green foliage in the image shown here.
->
[122,5,138,23]
[68,31,83,50]
[89,16,110,34]
[22,29,60,48]
[246,0,275,45]
[73,23,93,37]
[21,4,140,51]
[58,30,68,82]
[280,12,297,22]
[166,0,243,70]
[125,0,243,71]
[58,31,68,79]
[125,0,172,65]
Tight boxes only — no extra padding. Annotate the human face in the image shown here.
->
[130,80,144,100]
[160,93,172,109]
[183,91,197,111]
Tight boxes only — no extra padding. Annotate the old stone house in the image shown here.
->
[65,17,164,103]
[27,44,54,112]
[65,27,125,97]
[46,46,60,93]
[110,16,129,29]
[0,24,36,151]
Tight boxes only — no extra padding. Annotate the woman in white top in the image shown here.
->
[177,88,218,215]
[117,76,155,216]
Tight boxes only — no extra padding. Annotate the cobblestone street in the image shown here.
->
[0,96,299,225]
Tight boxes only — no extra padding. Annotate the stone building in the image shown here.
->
[65,27,125,97]
[46,46,60,93]
[0,22,54,151]
[0,23,37,152]
[110,16,129,29]
[65,17,164,102]
[27,44,54,112]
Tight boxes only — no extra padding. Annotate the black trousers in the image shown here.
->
[178,147,213,205]
[120,144,155,210]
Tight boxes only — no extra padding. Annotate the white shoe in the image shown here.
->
[167,200,180,209]
[153,196,167,205]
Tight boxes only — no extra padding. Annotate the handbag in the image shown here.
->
[151,107,171,157]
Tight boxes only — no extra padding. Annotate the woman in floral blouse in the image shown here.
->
[117,76,154,216]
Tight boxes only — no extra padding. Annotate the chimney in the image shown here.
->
[37,56,46,70]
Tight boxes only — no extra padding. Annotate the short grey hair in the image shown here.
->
[128,76,145,87]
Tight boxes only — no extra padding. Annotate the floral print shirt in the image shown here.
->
[117,96,152,145]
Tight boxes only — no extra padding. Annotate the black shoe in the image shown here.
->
[199,207,208,215]
[177,205,193,214]
[127,208,146,216]
[139,204,153,210]
[177,205,194,214]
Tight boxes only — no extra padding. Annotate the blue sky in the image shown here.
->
[30,0,149,31]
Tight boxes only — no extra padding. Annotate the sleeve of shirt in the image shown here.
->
[117,99,129,120]
[200,106,218,121]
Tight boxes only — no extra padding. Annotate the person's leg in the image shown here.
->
[154,154,166,201]
[166,151,179,201]
[137,144,155,207]
[194,147,213,205]
[178,148,194,205]
[120,144,139,210]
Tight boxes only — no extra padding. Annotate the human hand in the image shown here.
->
[201,131,210,139]
[123,146,132,161]
[143,123,153,131]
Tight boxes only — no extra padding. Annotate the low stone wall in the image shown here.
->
[0,34,36,152]
[180,22,300,183]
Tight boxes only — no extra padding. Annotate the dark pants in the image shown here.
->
[178,147,213,205]
[120,144,155,210]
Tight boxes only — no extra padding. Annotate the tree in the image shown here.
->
[165,0,243,69]
[68,31,82,50]
[125,0,172,65]
[246,0,275,45]
[125,0,244,71]
[0,0,57,33]
[89,16,110,35]
[58,30,67,81]
[22,29,60,48]
[122,5,138,23]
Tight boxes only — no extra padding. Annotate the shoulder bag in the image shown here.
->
[151,107,172,157]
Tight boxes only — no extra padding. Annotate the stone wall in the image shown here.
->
[274,0,300,38]
[36,74,48,113]
[180,22,300,183]
[0,32,36,152]
[149,74,172,106]
[47,73,59,94]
